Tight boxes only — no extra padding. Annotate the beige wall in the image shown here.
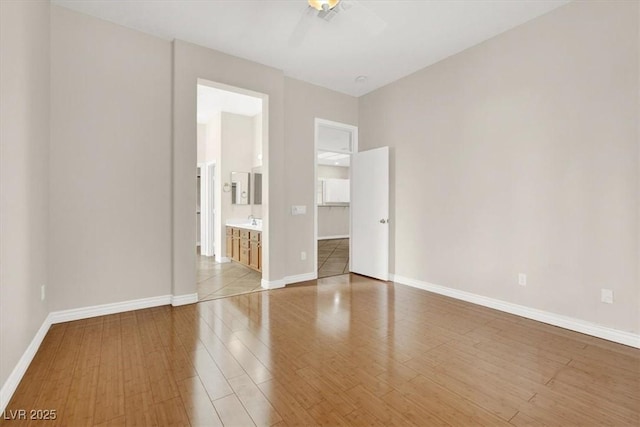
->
[251,114,264,219]
[253,114,263,169]
[220,112,255,255]
[2,0,638,399]
[198,111,256,258]
[250,114,264,217]
[203,112,224,259]
[196,123,207,163]
[359,1,639,333]
[284,78,358,276]
[0,0,50,389]
[173,40,285,287]
[318,165,350,238]
[196,123,207,246]
[50,6,173,310]
[318,207,349,239]
[318,165,349,180]
[46,10,358,300]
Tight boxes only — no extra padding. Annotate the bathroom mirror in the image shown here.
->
[252,166,262,205]
[231,172,250,205]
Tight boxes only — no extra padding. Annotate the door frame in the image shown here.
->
[313,118,358,276]
[198,161,216,257]
[196,78,269,277]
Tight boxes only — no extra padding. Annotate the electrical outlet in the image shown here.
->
[518,273,526,286]
[301,251,307,261]
[601,289,613,304]
[41,285,46,301]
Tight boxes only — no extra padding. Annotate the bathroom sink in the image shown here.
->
[226,219,262,231]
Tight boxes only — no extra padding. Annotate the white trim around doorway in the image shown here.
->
[313,118,358,276]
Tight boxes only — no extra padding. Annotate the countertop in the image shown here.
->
[226,221,262,232]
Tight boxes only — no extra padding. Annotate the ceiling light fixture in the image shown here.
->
[355,75,368,83]
[308,0,340,12]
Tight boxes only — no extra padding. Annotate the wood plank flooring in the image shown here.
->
[3,274,639,426]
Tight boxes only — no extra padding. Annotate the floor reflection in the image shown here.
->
[14,273,638,425]
[314,275,353,338]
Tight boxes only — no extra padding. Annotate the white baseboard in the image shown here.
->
[171,293,198,306]
[49,295,172,324]
[285,272,317,284]
[318,235,349,240]
[390,274,640,349]
[261,278,286,289]
[1,292,200,413]
[261,272,318,290]
[0,313,53,413]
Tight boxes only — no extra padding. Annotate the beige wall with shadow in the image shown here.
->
[359,0,639,333]
[0,0,51,390]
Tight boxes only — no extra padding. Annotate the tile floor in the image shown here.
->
[197,238,348,300]
[197,250,263,301]
[317,238,350,278]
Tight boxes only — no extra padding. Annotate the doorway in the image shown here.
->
[196,80,267,301]
[314,119,358,279]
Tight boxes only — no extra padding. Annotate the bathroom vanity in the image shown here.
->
[226,223,262,272]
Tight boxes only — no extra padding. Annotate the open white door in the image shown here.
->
[350,146,389,281]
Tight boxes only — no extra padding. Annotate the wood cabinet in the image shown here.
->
[240,238,250,265]
[225,226,261,272]
[249,231,261,270]
[232,228,241,261]
[226,227,233,259]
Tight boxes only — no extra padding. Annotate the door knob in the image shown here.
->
[380,219,387,224]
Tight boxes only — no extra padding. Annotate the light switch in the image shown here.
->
[601,289,614,304]
[291,205,307,215]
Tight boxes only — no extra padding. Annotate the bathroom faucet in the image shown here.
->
[248,214,257,226]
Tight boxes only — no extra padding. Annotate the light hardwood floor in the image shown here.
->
[3,274,639,426]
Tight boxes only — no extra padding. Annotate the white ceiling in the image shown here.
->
[197,84,262,124]
[53,0,568,97]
